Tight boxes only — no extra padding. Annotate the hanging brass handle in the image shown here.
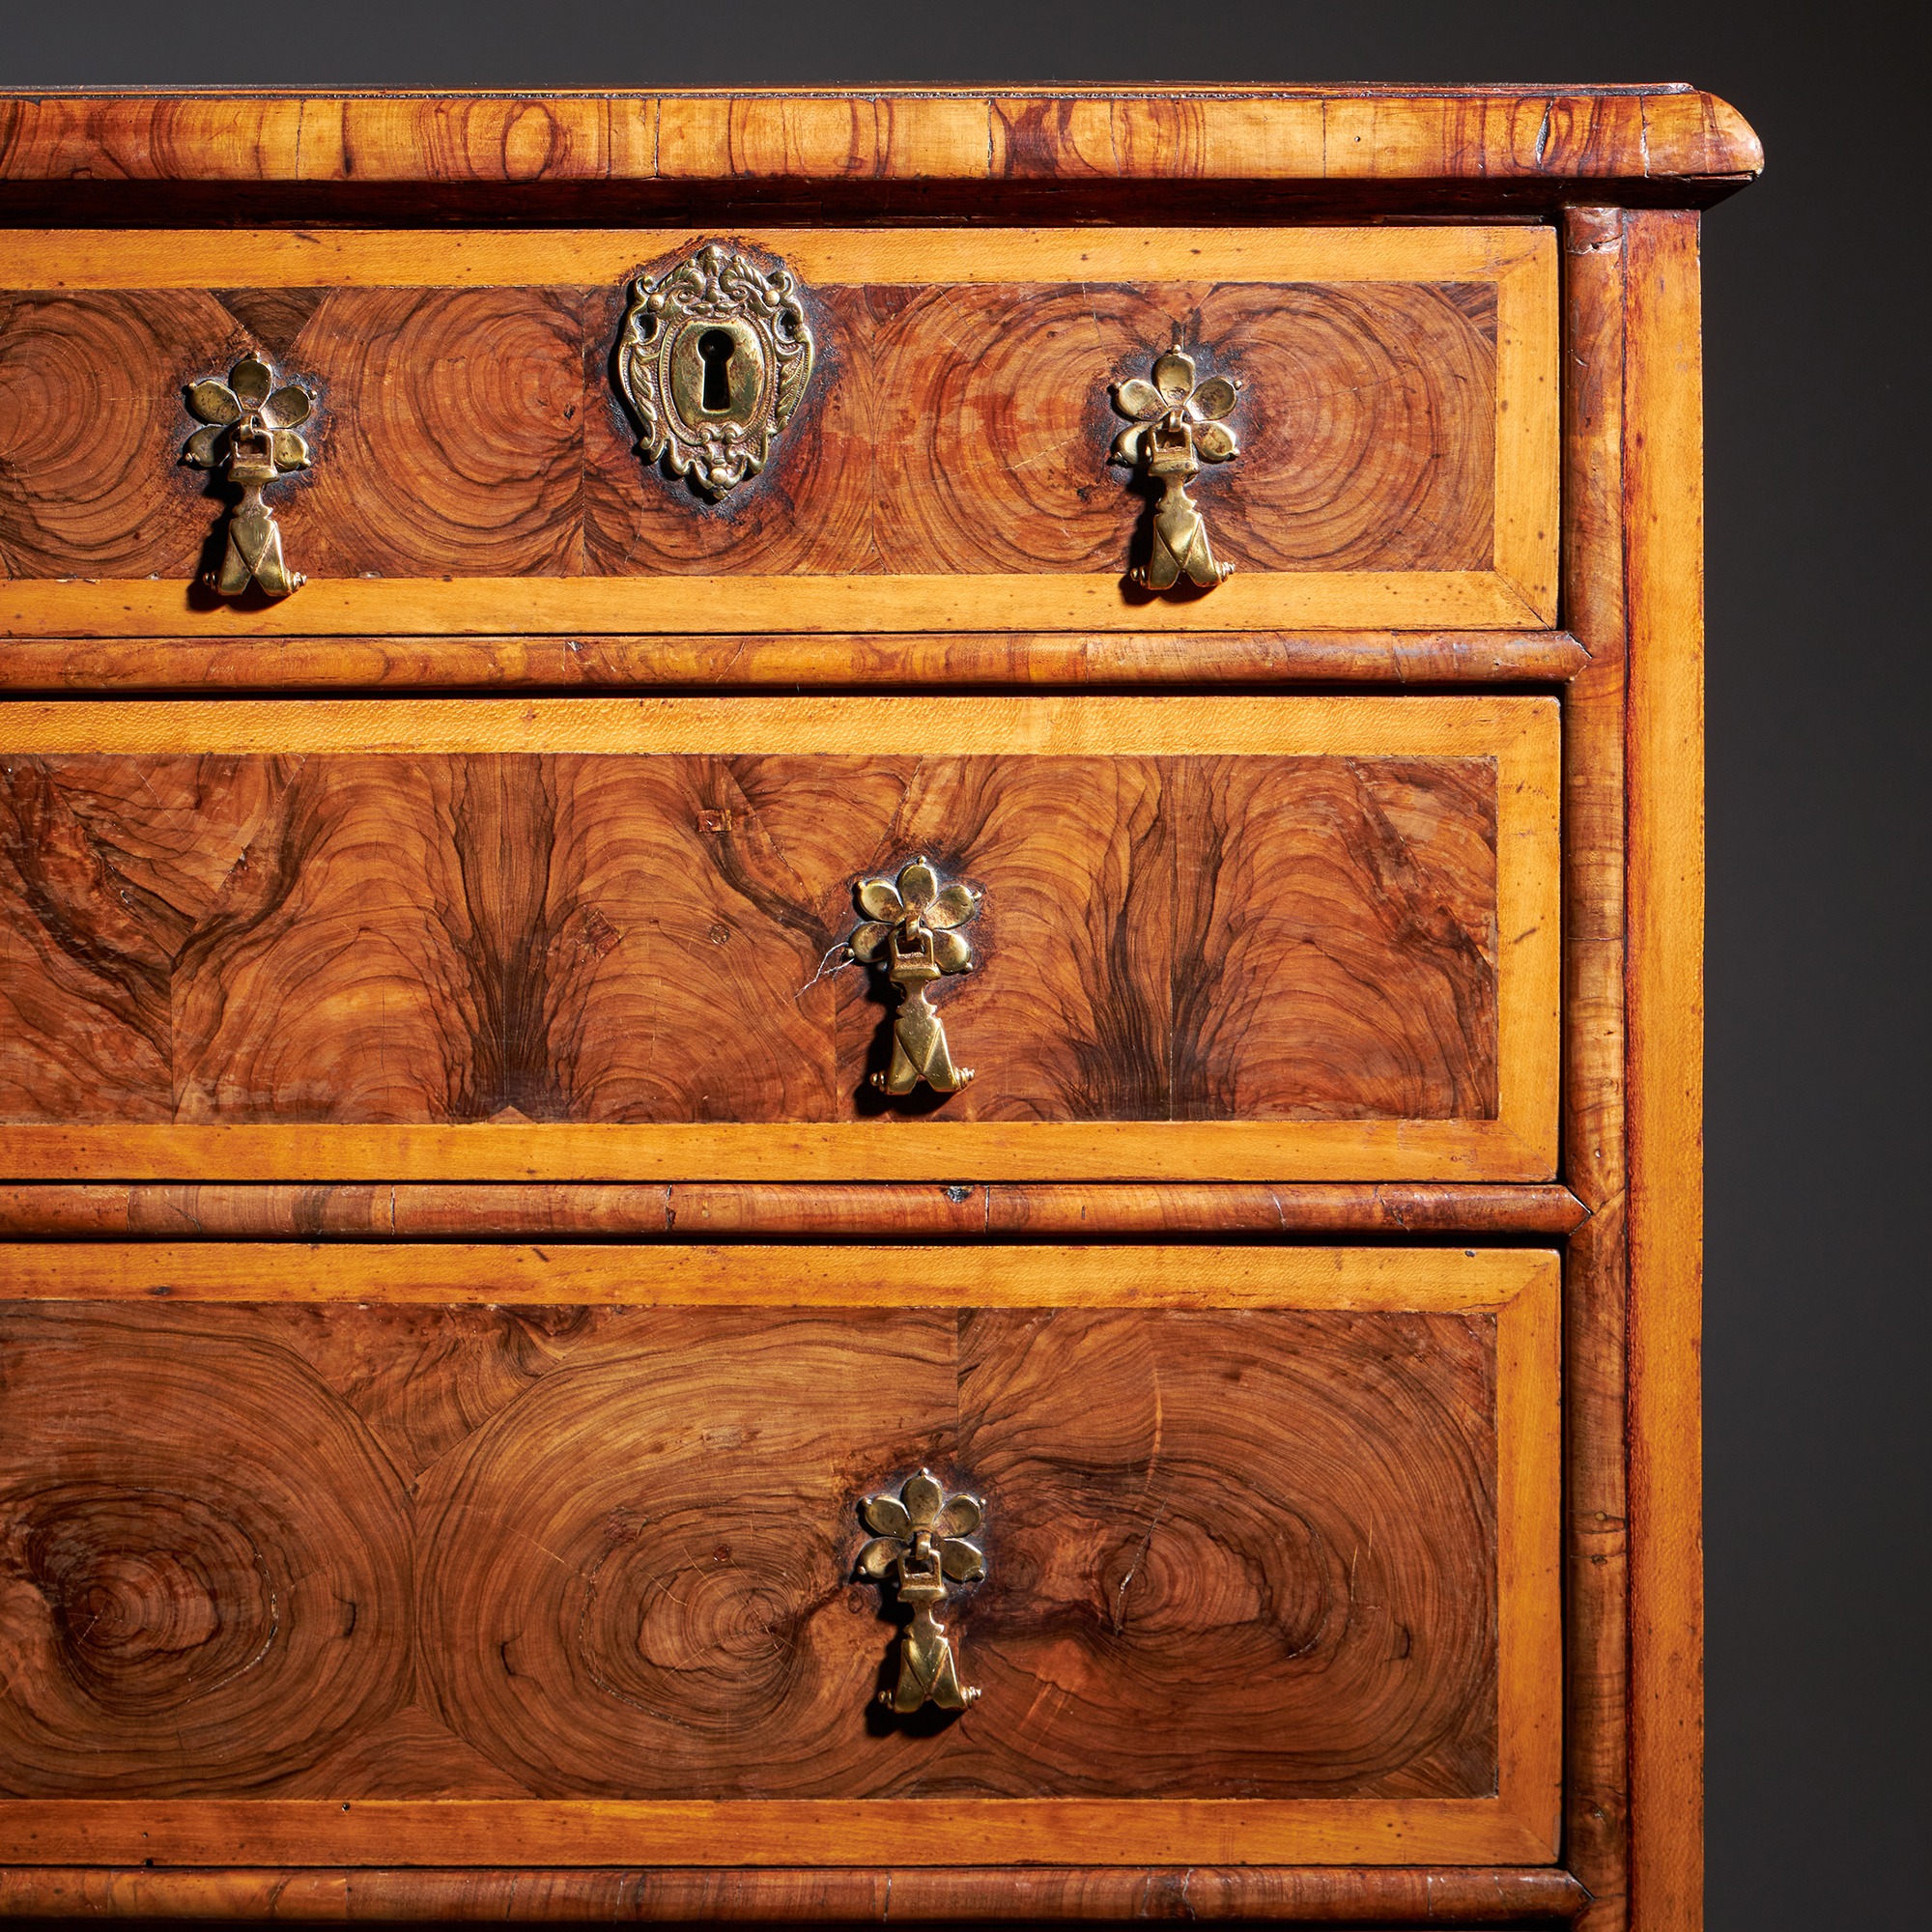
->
[857,1469,986,1714]
[1109,344,1241,593]
[182,351,315,599]
[848,857,981,1096]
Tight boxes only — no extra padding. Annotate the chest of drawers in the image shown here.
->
[0,87,1757,1931]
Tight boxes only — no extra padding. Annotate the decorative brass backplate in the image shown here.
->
[857,1470,986,1715]
[1109,345,1241,592]
[182,352,314,598]
[615,243,816,499]
[849,858,981,1095]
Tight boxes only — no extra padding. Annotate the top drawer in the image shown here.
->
[0,226,1555,637]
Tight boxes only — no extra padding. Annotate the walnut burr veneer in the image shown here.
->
[0,86,1752,1931]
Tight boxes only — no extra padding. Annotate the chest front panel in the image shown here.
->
[0,81,1741,1932]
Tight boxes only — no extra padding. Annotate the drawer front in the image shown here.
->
[0,694,1557,1180]
[0,226,1554,635]
[0,1242,1559,1865]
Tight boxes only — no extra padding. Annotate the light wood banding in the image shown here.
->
[1624,208,1706,1932]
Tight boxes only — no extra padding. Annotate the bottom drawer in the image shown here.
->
[0,1244,1558,1868]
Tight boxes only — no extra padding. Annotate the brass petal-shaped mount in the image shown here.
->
[229,352,273,411]
[932,1492,982,1539]
[1194,419,1238,463]
[896,861,941,917]
[856,1535,902,1578]
[924,881,980,931]
[848,920,893,964]
[938,1537,986,1582]
[262,384,313,430]
[1192,374,1239,420]
[1151,347,1197,401]
[183,423,226,468]
[901,1469,945,1528]
[927,928,973,975]
[185,379,242,427]
[862,1493,912,1539]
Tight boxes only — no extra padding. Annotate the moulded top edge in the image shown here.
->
[0,88,1763,189]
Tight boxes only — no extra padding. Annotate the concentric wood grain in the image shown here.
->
[0,1303,412,1796]
[0,1295,1504,1804]
[1200,283,1494,572]
[0,290,232,579]
[417,1305,1499,1801]
[947,1307,1498,1800]
[868,283,1139,576]
[0,273,1500,584]
[0,750,1498,1129]
[864,278,1495,580]
[590,273,1497,581]
[291,288,586,580]
[412,1309,952,1800]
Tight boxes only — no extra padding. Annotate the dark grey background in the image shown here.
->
[4,5,1921,1926]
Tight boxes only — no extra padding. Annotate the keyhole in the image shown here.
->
[696,329,735,412]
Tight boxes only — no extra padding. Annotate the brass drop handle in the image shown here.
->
[857,1469,986,1714]
[182,351,315,599]
[847,857,982,1096]
[1109,344,1241,592]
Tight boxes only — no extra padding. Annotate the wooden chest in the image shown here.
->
[0,87,1757,1930]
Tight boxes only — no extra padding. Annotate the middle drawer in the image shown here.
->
[0,693,1557,1182]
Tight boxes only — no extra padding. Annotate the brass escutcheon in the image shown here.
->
[182,351,315,599]
[615,242,816,500]
[848,857,981,1096]
[857,1470,986,1715]
[1109,344,1241,593]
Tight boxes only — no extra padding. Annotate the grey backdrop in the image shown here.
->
[3,5,1920,1927]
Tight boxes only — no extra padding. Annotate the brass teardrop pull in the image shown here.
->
[1108,343,1242,593]
[856,1470,986,1714]
[182,351,316,599]
[847,857,982,1096]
